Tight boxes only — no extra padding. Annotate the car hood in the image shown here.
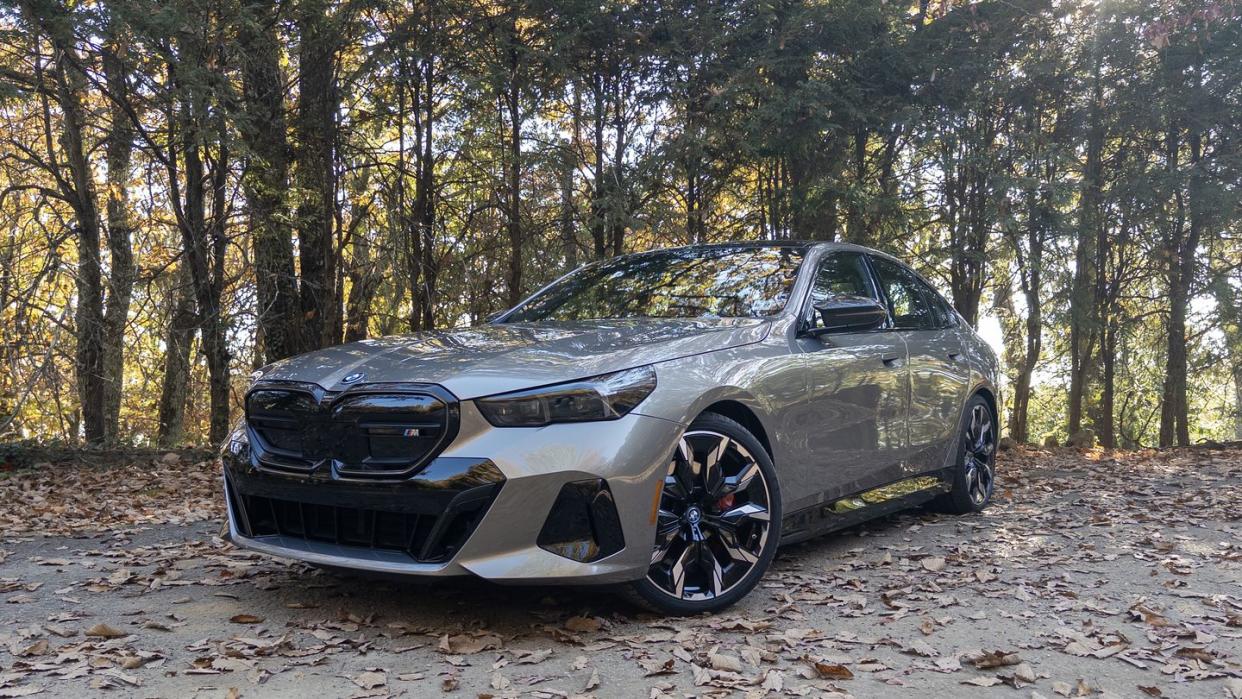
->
[258,318,770,399]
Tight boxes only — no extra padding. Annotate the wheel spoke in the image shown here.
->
[669,544,694,598]
[715,502,769,532]
[706,546,725,597]
[975,412,992,451]
[701,437,731,494]
[718,460,759,497]
[650,509,682,564]
[716,528,760,564]
[976,458,993,491]
[666,439,696,501]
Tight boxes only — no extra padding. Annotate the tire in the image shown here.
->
[626,412,782,616]
[935,394,998,514]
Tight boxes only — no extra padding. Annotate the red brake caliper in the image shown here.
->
[716,493,735,511]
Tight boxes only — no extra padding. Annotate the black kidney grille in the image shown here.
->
[246,386,457,477]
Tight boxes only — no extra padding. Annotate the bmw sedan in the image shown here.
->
[221,241,1000,615]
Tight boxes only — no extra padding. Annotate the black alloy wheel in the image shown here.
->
[628,412,781,615]
[936,394,997,514]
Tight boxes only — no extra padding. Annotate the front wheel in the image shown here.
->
[935,395,997,514]
[627,413,781,616]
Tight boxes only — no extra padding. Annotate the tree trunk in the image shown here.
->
[157,264,196,447]
[344,230,377,343]
[1234,365,1242,440]
[1159,175,1198,446]
[563,82,581,269]
[45,20,108,444]
[1069,47,1104,440]
[416,55,437,328]
[559,137,577,271]
[1007,175,1044,445]
[503,12,524,307]
[294,0,340,349]
[505,89,523,306]
[1159,61,1201,448]
[101,29,135,442]
[1099,318,1117,449]
[172,28,231,445]
[589,74,607,259]
[237,0,298,363]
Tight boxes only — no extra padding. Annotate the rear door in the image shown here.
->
[796,251,910,500]
[867,255,970,474]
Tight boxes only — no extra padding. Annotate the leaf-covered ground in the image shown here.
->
[0,446,1239,698]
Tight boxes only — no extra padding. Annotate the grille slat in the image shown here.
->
[234,492,494,563]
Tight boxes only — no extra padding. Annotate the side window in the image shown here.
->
[916,280,958,328]
[806,252,875,328]
[869,256,936,331]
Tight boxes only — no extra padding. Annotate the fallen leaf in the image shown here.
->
[350,671,386,690]
[807,660,853,680]
[564,616,602,633]
[970,650,1020,669]
[84,623,127,639]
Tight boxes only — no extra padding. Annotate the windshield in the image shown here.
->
[501,245,807,322]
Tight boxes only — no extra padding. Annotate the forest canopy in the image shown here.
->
[0,0,1239,448]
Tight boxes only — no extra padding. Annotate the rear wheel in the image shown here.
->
[936,395,997,514]
[627,413,781,615]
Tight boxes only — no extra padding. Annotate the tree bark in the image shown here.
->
[1159,121,1200,447]
[171,25,231,445]
[294,0,341,349]
[502,9,524,307]
[344,226,377,342]
[237,0,299,363]
[1068,45,1104,440]
[1007,158,1045,444]
[101,28,135,442]
[40,11,108,444]
[157,264,196,447]
[559,137,577,271]
[415,53,437,328]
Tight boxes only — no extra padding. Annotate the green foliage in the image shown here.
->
[0,0,1240,447]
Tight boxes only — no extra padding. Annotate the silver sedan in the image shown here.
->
[221,241,1000,614]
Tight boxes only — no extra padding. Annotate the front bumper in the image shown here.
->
[225,401,683,584]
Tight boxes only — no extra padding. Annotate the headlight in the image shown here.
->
[476,366,657,427]
[221,421,249,459]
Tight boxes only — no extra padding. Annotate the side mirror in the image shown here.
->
[806,295,889,335]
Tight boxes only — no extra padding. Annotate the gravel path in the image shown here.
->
[1,446,1239,698]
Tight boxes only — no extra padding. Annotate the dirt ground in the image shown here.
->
[0,446,1239,698]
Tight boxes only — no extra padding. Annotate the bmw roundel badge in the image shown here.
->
[341,372,366,384]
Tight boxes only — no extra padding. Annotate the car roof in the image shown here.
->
[619,240,934,292]
[623,240,883,258]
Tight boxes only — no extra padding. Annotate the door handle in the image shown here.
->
[881,354,902,367]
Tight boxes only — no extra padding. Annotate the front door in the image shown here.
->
[796,251,910,501]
